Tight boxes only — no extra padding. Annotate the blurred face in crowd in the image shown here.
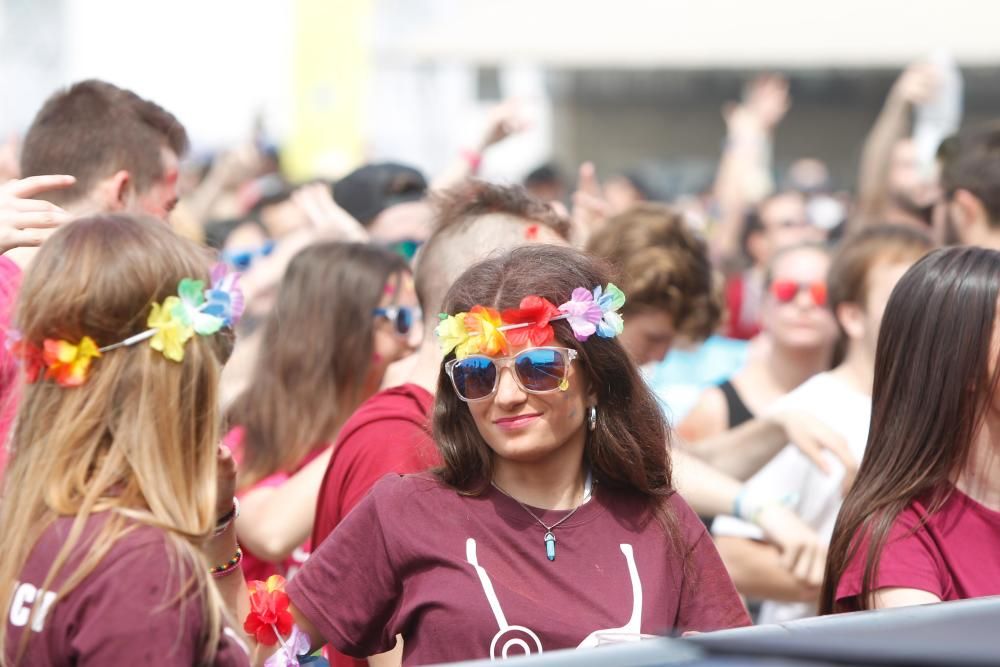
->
[889,138,940,211]
[762,246,837,350]
[857,260,914,361]
[368,201,435,244]
[617,308,676,367]
[761,192,824,252]
[371,272,422,381]
[604,176,646,216]
[132,146,182,220]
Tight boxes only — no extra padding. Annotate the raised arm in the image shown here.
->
[855,62,938,227]
[711,75,789,264]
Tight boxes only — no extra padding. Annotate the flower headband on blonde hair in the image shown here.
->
[6,264,244,388]
[436,283,626,359]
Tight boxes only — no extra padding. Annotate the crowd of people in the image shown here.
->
[0,61,999,666]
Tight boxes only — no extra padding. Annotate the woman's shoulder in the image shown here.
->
[369,471,453,502]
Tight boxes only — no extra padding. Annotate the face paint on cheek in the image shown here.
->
[372,353,383,363]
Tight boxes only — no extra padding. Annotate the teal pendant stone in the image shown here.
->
[544,531,556,561]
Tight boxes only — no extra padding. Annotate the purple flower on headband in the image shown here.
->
[558,288,605,341]
[204,264,245,328]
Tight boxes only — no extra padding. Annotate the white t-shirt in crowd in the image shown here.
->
[712,371,871,625]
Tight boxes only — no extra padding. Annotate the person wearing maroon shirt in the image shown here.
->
[1,215,248,664]
[311,181,571,666]
[282,244,748,665]
[821,246,1000,613]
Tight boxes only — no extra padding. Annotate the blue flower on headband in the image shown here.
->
[593,283,626,338]
[175,279,225,336]
[203,263,245,328]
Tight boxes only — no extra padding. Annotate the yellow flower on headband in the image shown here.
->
[463,306,508,358]
[148,296,195,362]
[436,312,470,357]
[42,336,101,387]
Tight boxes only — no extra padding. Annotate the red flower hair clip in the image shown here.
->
[500,296,560,347]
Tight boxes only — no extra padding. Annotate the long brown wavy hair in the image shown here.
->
[433,245,679,537]
[820,246,1000,613]
[228,241,410,489]
[0,215,230,664]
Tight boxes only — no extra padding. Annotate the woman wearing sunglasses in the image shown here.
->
[225,241,420,582]
[258,244,748,665]
[680,242,838,447]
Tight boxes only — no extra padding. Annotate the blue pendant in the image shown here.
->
[544,531,556,561]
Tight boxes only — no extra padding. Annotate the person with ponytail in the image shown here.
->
[1,215,248,665]
[821,246,1000,613]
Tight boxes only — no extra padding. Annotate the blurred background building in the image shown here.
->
[3,0,999,190]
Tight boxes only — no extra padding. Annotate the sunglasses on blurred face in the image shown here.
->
[770,280,827,307]
[373,305,422,336]
[446,347,578,402]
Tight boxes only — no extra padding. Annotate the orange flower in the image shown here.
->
[463,306,508,357]
[42,336,101,387]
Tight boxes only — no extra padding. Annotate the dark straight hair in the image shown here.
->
[432,245,679,535]
[820,246,1000,613]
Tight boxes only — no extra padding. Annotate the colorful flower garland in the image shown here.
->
[436,283,626,359]
[6,263,243,387]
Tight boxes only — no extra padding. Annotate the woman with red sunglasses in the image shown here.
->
[236,244,749,665]
[680,242,838,451]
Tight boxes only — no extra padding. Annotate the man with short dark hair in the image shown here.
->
[2,80,189,457]
[936,121,1000,248]
[19,79,188,220]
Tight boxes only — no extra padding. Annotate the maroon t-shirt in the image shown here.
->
[291,473,749,665]
[836,486,1000,609]
[311,383,437,667]
[312,383,437,548]
[5,514,250,665]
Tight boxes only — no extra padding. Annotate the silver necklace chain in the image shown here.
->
[491,481,588,533]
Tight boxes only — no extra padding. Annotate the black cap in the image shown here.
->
[333,162,428,226]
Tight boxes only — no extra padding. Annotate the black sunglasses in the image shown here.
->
[374,306,422,336]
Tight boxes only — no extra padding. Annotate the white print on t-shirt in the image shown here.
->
[465,539,643,660]
[576,544,642,647]
[7,582,57,632]
[466,539,544,660]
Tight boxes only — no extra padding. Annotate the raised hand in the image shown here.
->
[291,182,368,242]
[742,74,791,131]
[476,99,530,151]
[0,175,76,254]
[892,62,941,106]
[570,162,610,247]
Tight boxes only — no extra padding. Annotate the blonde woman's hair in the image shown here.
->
[0,215,230,665]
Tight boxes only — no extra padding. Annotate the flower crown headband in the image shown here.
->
[436,283,626,359]
[7,264,244,388]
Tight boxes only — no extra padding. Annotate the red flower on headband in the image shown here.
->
[244,575,294,646]
[8,337,44,383]
[501,296,560,347]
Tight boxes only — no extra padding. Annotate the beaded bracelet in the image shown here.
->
[210,546,243,579]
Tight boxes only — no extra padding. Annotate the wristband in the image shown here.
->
[213,497,240,536]
[210,546,243,578]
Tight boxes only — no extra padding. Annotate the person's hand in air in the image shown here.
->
[0,175,76,255]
